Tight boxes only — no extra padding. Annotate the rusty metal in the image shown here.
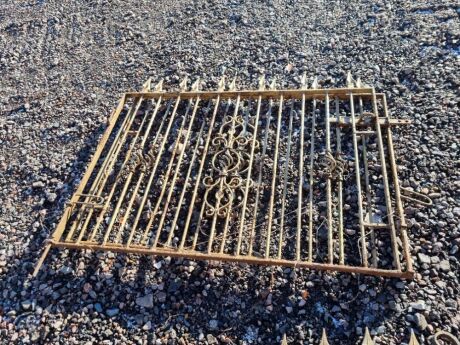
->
[34,74,422,278]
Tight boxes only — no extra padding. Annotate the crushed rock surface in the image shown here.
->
[0,0,459,344]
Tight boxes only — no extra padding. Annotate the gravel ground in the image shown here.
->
[0,0,459,344]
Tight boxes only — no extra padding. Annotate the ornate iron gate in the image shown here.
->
[34,74,429,278]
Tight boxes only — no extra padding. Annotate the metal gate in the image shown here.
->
[34,74,430,278]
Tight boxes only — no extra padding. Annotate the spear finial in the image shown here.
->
[179,76,188,91]
[142,78,152,91]
[154,79,163,92]
[319,329,330,345]
[258,75,266,90]
[311,76,319,89]
[218,76,226,91]
[361,328,375,345]
[346,71,355,88]
[229,77,237,91]
[408,330,420,345]
[191,78,200,91]
[301,72,308,89]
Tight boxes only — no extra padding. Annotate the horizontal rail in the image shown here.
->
[48,240,414,278]
[125,87,375,100]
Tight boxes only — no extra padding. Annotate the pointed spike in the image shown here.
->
[154,79,164,92]
[408,330,420,345]
[229,77,237,91]
[281,334,288,345]
[356,77,362,88]
[269,78,277,90]
[311,76,318,89]
[218,76,226,91]
[346,71,355,88]
[319,329,330,345]
[300,73,308,89]
[179,77,188,91]
[361,328,375,345]
[258,75,266,90]
[142,78,152,91]
[191,78,200,91]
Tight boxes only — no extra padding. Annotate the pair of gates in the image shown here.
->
[34,74,430,278]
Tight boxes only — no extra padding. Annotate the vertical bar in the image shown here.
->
[114,99,171,244]
[150,98,202,248]
[335,97,345,264]
[125,96,182,247]
[325,93,333,264]
[235,95,262,255]
[178,96,222,250]
[207,95,241,253]
[296,93,305,261]
[248,101,273,256]
[307,99,317,262]
[371,89,401,270]
[89,97,149,242]
[102,99,164,245]
[140,98,199,246]
[161,121,205,247]
[382,94,412,272]
[265,95,283,258]
[80,96,146,243]
[358,96,378,267]
[349,92,368,267]
[67,95,141,242]
[277,101,294,259]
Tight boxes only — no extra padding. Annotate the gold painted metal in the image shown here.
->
[33,75,420,279]
[320,329,330,345]
[361,328,375,345]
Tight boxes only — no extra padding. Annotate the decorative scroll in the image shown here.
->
[203,105,259,218]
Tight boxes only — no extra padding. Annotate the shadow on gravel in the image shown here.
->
[2,121,402,344]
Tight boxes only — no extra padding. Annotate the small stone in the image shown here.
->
[156,291,167,303]
[106,308,119,317]
[94,303,103,313]
[285,306,293,313]
[417,253,431,264]
[142,321,152,330]
[21,300,32,310]
[208,319,218,330]
[414,313,428,330]
[438,260,450,272]
[59,266,73,275]
[206,334,218,344]
[153,261,162,269]
[136,294,153,308]
[46,192,57,203]
[32,181,45,188]
[298,299,306,307]
[265,293,273,306]
[411,300,426,311]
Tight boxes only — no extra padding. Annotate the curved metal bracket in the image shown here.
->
[400,188,433,207]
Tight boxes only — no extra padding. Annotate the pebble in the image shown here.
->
[136,294,153,308]
[0,1,458,344]
[414,313,428,330]
[208,319,218,331]
[106,308,119,317]
[411,301,427,311]
[156,291,167,303]
[417,253,431,264]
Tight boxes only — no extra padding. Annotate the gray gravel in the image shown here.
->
[0,0,459,344]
